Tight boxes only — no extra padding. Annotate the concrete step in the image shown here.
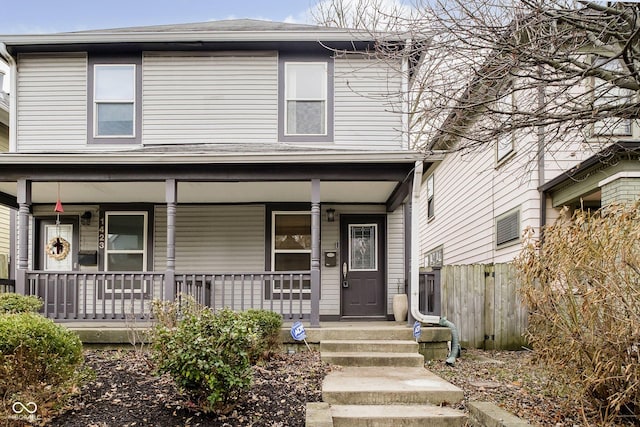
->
[310,325,450,342]
[330,404,467,427]
[321,351,425,367]
[322,367,464,406]
[320,339,419,353]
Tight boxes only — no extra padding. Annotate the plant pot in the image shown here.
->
[392,293,408,322]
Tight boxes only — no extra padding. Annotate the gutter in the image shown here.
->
[410,160,440,324]
[0,43,17,152]
[0,149,444,165]
[0,30,404,47]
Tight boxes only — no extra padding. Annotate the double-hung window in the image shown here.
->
[285,63,327,136]
[426,174,435,219]
[88,55,141,144]
[102,212,148,294]
[592,57,633,136]
[94,65,135,137]
[279,54,333,142]
[271,212,311,298]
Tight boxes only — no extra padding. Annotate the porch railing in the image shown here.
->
[175,272,311,320]
[26,271,165,321]
[25,270,311,321]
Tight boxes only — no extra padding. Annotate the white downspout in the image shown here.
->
[410,160,440,324]
[0,43,17,152]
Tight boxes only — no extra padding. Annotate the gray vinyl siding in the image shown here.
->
[319,204,391,316]
[16,53,87,152]
[0,123,8,257]
[387,206,405,315]
[143,53,278,144]
[334,56,404,149]
[154,205,266,271]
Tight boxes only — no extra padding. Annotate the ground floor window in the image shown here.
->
[101,211,149,294]
[270,211,311,297]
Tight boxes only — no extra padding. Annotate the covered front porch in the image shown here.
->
[0,147,432,326]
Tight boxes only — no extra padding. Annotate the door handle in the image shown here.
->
[342,262,349,288]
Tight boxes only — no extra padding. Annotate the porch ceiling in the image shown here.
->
[0,180,399,204]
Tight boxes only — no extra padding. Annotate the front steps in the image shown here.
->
[312,327,466,426]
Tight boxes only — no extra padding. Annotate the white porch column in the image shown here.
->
[16,179,31,295]
[165,179,177,301]
[310,179,321,327]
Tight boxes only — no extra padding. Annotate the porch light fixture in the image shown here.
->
[326,208,336,222]
[81,211,92,226]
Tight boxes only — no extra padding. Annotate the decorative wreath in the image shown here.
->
[46,236,70,261]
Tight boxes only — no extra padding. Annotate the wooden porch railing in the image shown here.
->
[24,270,311,321]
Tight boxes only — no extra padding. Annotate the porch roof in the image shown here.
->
[0,146,438,209]
[0,144,427,165]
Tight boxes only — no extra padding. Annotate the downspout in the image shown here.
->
[409,160,439,325]
[537,68,546,242]
[0,43,17,152]
[410,160,460,365]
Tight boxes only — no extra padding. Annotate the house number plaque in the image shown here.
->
[98,216,105,249]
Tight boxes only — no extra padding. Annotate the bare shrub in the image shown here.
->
[516,201,640,423]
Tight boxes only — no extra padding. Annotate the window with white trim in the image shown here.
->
[103,212,148,293]
[271,212,311,295]
[495,90,515,163]
[285,62,327,136]
[426,173,435,219]
[94,64,136,137]
[593,57,633,136]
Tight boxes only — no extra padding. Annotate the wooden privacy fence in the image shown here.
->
[440,263,528,350]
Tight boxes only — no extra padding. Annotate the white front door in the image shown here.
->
[44,223,74,271]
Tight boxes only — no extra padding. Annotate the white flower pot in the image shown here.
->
[392,293,408,322]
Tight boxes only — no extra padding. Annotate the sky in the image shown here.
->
[0,0,317,34]
[0,0,326,91]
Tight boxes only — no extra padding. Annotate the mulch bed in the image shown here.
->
[48,349,331,427]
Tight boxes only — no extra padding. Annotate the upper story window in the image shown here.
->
[94,65,135,137]
[285,63,327,136]
[592,57,633,136]
[88,54,142,144]
[426,173,435,219]
[495,90,515,164]
[278,53,334,143]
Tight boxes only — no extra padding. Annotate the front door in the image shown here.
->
[340,215,386,318]
[37,217,78,316]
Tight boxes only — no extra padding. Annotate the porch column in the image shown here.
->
[310,179,321,327]
[16,179,31,295]
[165,179,177,301]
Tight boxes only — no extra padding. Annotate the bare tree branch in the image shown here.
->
[311,0,640,157]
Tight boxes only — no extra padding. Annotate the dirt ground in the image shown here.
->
[34,348,638,426]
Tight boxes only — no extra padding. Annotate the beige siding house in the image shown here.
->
[0,20,438,325]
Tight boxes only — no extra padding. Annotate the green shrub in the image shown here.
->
[0,293,43,314]
[517,202,640,423]
[0,312,84,421]
[240,309,283,363]
[151,300,256,414]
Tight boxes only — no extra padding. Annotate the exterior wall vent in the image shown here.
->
[496,209,520,246]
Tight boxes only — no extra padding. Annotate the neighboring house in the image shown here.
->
[416,54,640,348]
[419,80,640,271]
[0,20,438,325]
[0,70,10,279]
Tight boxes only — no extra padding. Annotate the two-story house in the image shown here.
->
[417,52,640,348]
[0,19,442,326]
